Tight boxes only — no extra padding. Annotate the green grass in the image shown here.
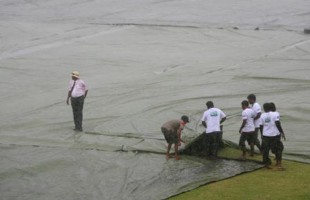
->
[170,147,310,200]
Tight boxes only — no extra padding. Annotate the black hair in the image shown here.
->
[263,103,271,112]
[247,94,256,101]
[269,102,276,112]
[241,100,249,107]
[181,115,189,123]
[206,101,214,109]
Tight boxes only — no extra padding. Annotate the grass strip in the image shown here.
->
[170,147,310,200]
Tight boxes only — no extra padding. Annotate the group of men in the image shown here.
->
[238,94,286,168]
[65,71,285,168]
[161,94,286,169]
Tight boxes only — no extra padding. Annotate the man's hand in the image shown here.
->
[178,139,186,146]
[66,98,70,105]
[281,133,286,141]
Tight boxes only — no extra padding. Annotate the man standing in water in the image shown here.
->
[239,100,255,160]
[66,71,88,132]
[161,115,189,160]
[201,101,226,159]
[247,94,262,153]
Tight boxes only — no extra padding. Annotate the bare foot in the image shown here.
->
[239,155,246,161]
[277,165,285,170]
[166,154,170,160]
[175,156,181,160]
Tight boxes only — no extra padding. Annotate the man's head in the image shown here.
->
[241,100,249,110]
[206,101,214,109]
[263,103,271,112]
[71,71,80,80]
[269,102,276,112]
[247,94,256,104]
[181,115,190,123]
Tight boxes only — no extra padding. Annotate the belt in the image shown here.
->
[71,95,84,99]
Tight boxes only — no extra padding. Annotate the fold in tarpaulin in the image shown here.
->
[0,142,263,200]
[0,128,262,200]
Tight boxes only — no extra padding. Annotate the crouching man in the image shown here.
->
[161,115,189,160]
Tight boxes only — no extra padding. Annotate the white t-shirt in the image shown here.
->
[250,102,261,128]
[241,108,255,132]
[260,112,280,137]
[273,111,280,121]
[201,107,226,133]
[69,79,88,98]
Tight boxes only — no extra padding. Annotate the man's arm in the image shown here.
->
[259,125,263,136]
[177,126,185,145]
[239,119,246,134]
[275,121,286,141]
[220,117,226,124]
[84,90,88,98]
[66,91,71,105]
[202,121,207,128]
[254,112,261,120]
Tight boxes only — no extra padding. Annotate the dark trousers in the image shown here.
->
[204,132,221,157]
[219,125,224,148]
[71,96,85,130]
[262,136,284,165]
[239,132,255,152]
[254,128,262,151]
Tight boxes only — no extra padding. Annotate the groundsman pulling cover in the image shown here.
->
[1,0,310,199]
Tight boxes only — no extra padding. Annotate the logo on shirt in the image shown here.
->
[210,111,218,117]
[264,117,271,123]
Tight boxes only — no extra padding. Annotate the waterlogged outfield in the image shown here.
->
[171,148,310,200]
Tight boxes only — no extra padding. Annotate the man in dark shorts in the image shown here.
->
[161,115,189,160]
[239,100,255,160]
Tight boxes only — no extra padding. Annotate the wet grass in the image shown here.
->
[170,147,310,200]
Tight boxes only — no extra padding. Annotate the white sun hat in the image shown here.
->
[71,71,80,78]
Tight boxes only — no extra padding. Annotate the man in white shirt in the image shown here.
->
[260,103,285,169]
[239,100,255,160]
[201,101,226,158]
[247,94,262,153]
[270,102,286,141]
[66,71,88,131]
